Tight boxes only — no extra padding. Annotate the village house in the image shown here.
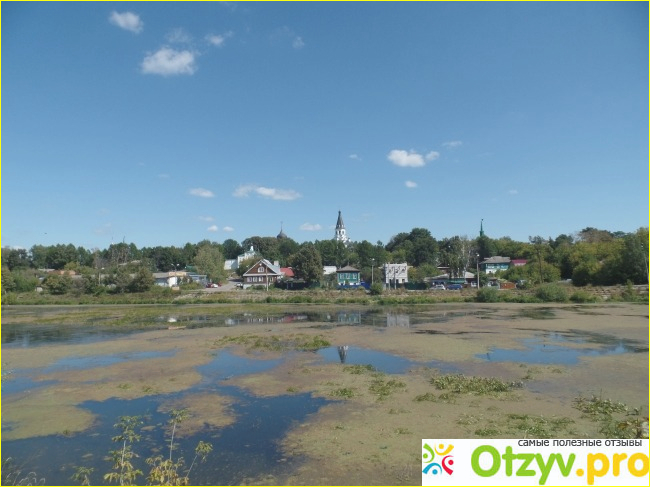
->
[336,265,362,287]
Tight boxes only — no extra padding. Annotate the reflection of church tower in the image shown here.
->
[337,345,349,364]
[334,211,350,244]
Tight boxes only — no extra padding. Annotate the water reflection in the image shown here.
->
[479,331,647,365]
[2,350,330,486]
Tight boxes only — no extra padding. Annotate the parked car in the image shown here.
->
[432,284,446,290]
[446,283,463,290]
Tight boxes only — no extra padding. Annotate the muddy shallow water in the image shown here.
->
[1,302,648,485]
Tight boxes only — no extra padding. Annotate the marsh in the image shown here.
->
[2,303,647,485]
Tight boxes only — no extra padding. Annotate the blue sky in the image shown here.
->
[2,1,648,250]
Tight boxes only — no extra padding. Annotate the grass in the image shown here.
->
[430,374,516,396]
[329,387,355,398]
[213,333,331,352]
[343,364,376,374]
[369,375,407,400]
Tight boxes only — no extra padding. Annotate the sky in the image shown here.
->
[2,1,648,251]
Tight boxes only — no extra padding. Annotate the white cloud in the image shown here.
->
[207,225,218,232]
[166,28,192,44]
[405,180,418,188]
[223,226,234,232]
[387,149,426,168]
[300,223,322,231]
[443,140,463,149]
[198,216,215,222]
[141,47,197,76]
[425,151,440,161]
[292,36,305,49]
[508,189,519,195]
[233,184,301,201]
[206,31,233,47]
[189,188,214,198]
[349,154,361,160]
[158,173,170,179]
[109,11,143,33]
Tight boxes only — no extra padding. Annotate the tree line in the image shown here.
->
[1,226,647,295]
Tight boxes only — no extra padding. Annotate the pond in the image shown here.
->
[2,304,647,485]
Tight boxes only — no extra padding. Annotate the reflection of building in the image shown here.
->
[386,313,410,328]
[337,345,349,363]
[337,311,361,324]
[383,263,408,287]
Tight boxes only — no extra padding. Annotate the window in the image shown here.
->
[258,267,264,273]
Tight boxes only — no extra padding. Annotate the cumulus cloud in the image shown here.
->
[189,188,214,198]
[443,140,463,149]
[387,149,427,168]
[405,180,418,188]
[300,223,322,231]
[233,184,301,201]
[223,226,234,232]
[207,225,218,232]
[109,11,143,33]
[198,216,215,222]
[141,47,197,76]
[206,31,233,47]
[349,154,361,161]
[508,189,519,195]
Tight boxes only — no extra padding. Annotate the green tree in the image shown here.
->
[1,268,16,293]
[241,236,280,263]
[129,266,154,293]
[221,239,243,260]
[42,273,73,294]
[194,245,226,282]
[1,247,30,270]
[289,244,323,284]
[111,267,133,293]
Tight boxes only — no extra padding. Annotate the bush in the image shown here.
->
[476,287,500,303]
[369,283,383,295]
[535,283,568,302]
[569,290,598,303]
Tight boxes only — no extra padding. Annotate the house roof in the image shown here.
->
[280,267,294,278]
[511,259,528,265]
[242,259,283,277]
[337,265,360,273]
[481,256,511,264]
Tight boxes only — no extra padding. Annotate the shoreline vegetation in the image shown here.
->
[2,282,648,307]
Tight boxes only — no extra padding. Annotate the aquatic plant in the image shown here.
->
[574,395,646,439]
[430,374,515,396]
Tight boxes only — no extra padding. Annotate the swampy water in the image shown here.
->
[2,304,648,485]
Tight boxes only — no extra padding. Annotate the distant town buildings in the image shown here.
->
[383,263,408,287]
